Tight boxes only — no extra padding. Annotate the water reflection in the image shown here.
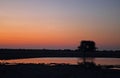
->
[0,58,120,65]
[77,57,95,65]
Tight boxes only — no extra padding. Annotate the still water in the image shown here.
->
[0,58,120,65]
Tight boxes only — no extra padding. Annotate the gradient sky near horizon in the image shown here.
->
[0,0,120,50]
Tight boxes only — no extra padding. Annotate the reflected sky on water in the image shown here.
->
[0,58,120,65]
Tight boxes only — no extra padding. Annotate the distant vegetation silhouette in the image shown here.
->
[0,40,120,60]
[78,40,97,52]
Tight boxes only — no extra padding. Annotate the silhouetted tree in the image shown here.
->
[78,40,97,63]
[78,40,97,52]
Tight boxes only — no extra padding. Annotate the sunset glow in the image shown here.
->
[0,0,120,50]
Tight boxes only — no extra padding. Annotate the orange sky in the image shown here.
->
[0,0,120,50]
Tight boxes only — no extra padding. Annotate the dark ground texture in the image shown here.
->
[0,64,120,78]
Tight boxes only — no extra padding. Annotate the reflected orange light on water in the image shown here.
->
[0,58,120,65]
[0,58,78,65]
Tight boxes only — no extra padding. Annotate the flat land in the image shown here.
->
[0,49,120,59]
[0,64,120,78]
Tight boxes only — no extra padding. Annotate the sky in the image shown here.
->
[0,0,120,50]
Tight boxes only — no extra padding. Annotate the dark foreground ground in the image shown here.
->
[0,63,120,78]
